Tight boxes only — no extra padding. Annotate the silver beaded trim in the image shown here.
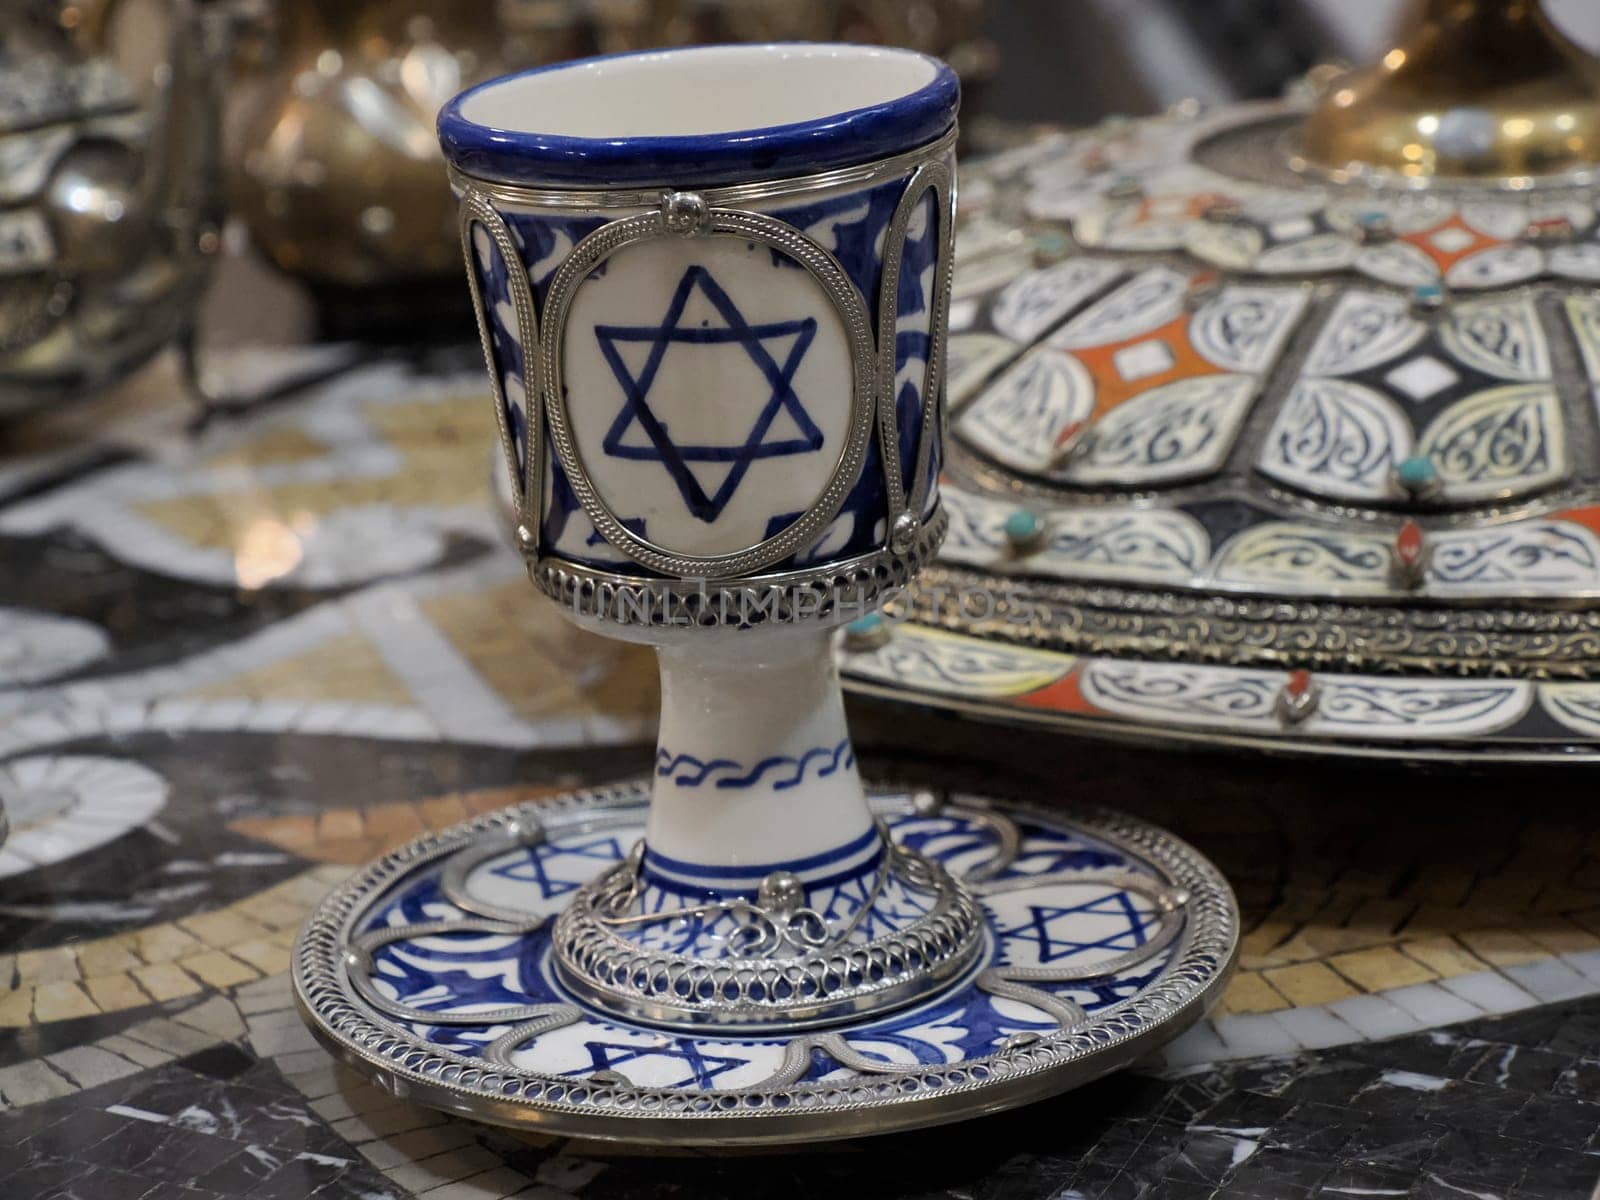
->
[446,127,958,213]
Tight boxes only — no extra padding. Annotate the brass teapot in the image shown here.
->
[227,0,520,294]
[0,0,226,419]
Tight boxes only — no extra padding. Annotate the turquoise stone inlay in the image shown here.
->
[1396,454,1439,493]
[1004,507,1045,549]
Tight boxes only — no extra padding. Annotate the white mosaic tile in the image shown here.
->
[1378,982,1485,1026]
[1157,1020,1230,1068]
[1269,1005,1358,1050]
[1501,958,1594,1003]
[44,1045,141,1088]
[1325,995,1427,1040]
[1213,1013,1303,1058]
[1436,970,1542,1014]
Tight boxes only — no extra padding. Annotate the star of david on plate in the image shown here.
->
[596,264,824,523]
[994,891,1153,963]
[488,834,625,901]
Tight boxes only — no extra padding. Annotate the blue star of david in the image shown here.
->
[488,835,625,901]
[596,265,823,523]
[570,1038,750,1089]
[994,892,1153,964]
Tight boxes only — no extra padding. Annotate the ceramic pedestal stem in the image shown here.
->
[646,629,869,878]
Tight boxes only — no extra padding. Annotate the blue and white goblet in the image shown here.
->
[440,43,977,1028]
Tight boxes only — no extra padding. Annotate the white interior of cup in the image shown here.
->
[456,44,939,138]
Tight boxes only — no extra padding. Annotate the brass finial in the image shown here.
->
[1300,0,1600,182]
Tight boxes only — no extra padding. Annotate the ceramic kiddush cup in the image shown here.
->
[290,42,1233,1144]
[440,43,974,1027]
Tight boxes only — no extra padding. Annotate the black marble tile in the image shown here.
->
[1216,1145,1325,1196]
[1503,1093,1600,1149]
[1414,1079,1528,1135]
[41,1164,165,1200]
[175,1043,258,1081]
[0,1056,397,1200]
[1461,1044,1574,1095]
[1514,1146,1600,1199]
[1267,1102,1359,1156]
[1341,1116,1451,1172]
[1274,1063,1382,1109]
[1161,1129,1251,1185]
[1317,1161,1415,1197]
[1552,1056,1600,1100]
[1426,1130,1538,1192]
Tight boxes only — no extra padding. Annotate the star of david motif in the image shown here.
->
[569,1038,751,1089]
[596,265,824,523]
[487,834,625,901]
[994,891,1153,964]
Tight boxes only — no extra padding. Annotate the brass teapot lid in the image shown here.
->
[1300,0,1600,184]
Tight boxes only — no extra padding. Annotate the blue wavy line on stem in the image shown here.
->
[654,737,855,790]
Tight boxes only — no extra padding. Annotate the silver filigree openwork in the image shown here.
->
[454,130,956,626]
[291,784,1238,1145]
[549,816,984,1032]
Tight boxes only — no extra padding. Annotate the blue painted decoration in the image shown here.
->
[598,265,824,522]
[437,45,959,189]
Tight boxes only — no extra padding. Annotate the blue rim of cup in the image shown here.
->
[437,43,960,189]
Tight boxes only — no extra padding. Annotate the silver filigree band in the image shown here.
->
[549,819,984,1032]
[532,506,946,628]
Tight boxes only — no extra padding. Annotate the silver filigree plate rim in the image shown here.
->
[292,782,1238,1145]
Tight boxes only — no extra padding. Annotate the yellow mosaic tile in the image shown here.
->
[0,986,34,1027]
[231,939,293,976]
[363,802,426,846]
[132,963,203,1002]
[244,894,318,931]
[83,973,150,1013]
[317,810,366,842]
[419,796,472,828]
[32,981,98,1021]
[77,939,142,978]
[1456,929,1549,968]
[179,951,260,989]
[136,924,205,965]
[15,947,79,985]
[420,580,657,725]
[203,427,330,469]
[138,391,497,552]
[1400,936,1488,980]
[185,634,413,706]
[1327,946,1437,992]
[1262,962,1360,1008]
[1525,918,1600,956]
[1216,971,1289,1015]
[180,909,273,951]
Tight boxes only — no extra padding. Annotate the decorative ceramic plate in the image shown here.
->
[837,99,1600,762]
[293,783,1236,1144]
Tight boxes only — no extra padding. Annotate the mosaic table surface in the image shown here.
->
[5,344,1600,1198]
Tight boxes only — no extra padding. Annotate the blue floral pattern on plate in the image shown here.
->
[357,799,1184,1091]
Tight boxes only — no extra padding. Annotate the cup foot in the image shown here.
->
[548,817,985,1032]
[294,781,1238,1145]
